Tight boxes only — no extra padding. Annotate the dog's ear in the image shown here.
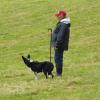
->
[27,54,30,59]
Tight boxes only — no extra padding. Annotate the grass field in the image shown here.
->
[0,0,100,100]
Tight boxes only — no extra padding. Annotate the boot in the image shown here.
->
[56,64,62,76]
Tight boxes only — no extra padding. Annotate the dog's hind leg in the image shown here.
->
[34,72,38,80]
[43,72,48,79]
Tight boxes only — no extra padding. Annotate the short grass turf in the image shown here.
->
[0,0,100,100]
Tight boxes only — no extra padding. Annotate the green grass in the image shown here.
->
[0,0,100,100]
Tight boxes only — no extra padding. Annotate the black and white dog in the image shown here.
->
[22,54,54,79]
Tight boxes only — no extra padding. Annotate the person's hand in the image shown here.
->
[55,42,62,50]
[54,46,58,50]
[54,43,59,50]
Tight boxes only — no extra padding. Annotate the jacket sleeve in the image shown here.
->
[56,23,67,48]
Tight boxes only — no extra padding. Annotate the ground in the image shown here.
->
[0,0,100,100]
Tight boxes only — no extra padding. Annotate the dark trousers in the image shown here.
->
[54,49,64,75]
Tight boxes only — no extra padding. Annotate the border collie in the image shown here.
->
[22,54,54,79]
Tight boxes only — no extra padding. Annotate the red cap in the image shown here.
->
[54,10,66,17]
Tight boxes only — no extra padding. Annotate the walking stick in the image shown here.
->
[48,28,52,62]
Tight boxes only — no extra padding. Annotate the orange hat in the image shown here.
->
[54,10,66,17]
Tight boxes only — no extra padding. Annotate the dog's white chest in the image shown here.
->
[30,59,33,63]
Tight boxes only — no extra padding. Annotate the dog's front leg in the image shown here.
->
[51,73,54,79]
[34,72,38,80]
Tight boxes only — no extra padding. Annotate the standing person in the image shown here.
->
[51,10,71,76]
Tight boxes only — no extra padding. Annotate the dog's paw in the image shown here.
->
[48,75,51,78]
[34,77,38,80]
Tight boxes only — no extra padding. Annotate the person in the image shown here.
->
[51,10,71,76]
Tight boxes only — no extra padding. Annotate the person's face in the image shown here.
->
[57,14,64,21]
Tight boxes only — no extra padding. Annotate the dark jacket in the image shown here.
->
[52,17,71,51]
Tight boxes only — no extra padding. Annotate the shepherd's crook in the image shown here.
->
[48,28,52,62]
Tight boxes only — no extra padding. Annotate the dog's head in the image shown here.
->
[22,54,33,68]
[22,56,30,67]
[27,54,33,62]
